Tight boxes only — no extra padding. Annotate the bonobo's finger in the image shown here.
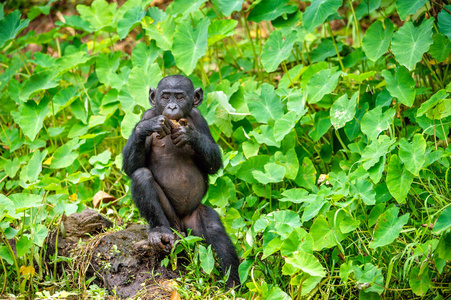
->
[179,118,188,126]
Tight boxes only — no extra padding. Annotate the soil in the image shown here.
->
[46,209,178,299]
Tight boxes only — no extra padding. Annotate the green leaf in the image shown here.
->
[295,157,317,191]
[309,110,331,142]
[208,176,236,208]
[262,237,282,259]
[261,29,297,73]
[370,206,409,248]
[166,0,207,16]
[417,89,449,118]
[330,92,357,129]
[311,39,343,63]
[0,10,30,48]
[396,0,427,20]
[252,163,286,184]
[77,0,116,32]
[275,149,299,180]
[198,245,214,274]
[96,52,122,86]
[382,67,416,106]
[50,139,80,169]
[409,266,430,296]
[20,149,48,183]
[17,98,50,141]
[20,69,59,102]
[438,5,451,40]
[361,107,395,140]
[353,179,376,205]
[303,0,342,32]
[121,112,141,139]
[436,231,451,260]
[432,206,451,234]
[280,188,309,204]
[306,68,342,104]
[391,18,434,70]
[248,0,297,22]
[214,0,243,16]
[354,263,384,294]
[61,15,92,32]
[386,154,414,203]
[362,19,395,62]
[247,84,284,124]
[32,224,49,247]
[310,215,337,251]
[9,193,43,213]
[128,63,162,109]
[172,18,210,75]
[361,135,394,170]
[207,19,237,45]
[285,250,326,277]
[274,111,299,142]
[355,0,381,19]
[143,16,175,51]
[429,33,451,63]
[302,195,327,222]
[16,235,33,257]
[398,134,426,176]
[117,6,145,39]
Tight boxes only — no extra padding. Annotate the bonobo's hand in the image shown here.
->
[147,226,175,253]
[137,116,172,139]
[171,118,197,148]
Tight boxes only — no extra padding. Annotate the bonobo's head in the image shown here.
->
[149,75,203,120]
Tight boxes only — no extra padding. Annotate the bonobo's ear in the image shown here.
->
[149,87,157,106]
[193,87,203,107]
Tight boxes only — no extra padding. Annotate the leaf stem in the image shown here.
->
[326,22,345,71]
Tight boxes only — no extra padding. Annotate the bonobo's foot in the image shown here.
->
[148,226,176,253]
[226,277,240,292]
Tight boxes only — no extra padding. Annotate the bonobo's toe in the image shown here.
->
[148,227,175,253]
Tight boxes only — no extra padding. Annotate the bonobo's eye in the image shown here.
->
[176,94,184,101]
[161,93,169,100]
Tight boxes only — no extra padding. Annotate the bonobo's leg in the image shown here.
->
[183,205,240,289]
[131,167,181,251]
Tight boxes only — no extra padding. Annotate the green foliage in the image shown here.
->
[0,0,450,299]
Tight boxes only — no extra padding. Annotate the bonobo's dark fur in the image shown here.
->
[122,75,240,289]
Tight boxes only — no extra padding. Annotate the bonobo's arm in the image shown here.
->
[122,109,171,176]
[172,109,222,174]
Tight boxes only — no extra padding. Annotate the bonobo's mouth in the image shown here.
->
[163,113,180,121]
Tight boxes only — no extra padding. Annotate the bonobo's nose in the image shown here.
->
[168,104,177,110]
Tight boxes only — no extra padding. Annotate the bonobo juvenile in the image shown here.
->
[122,75,240,289]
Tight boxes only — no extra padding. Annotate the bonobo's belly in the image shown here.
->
[148,134,207,217]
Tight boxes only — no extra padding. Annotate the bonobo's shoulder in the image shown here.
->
[142,108,157,120]
[189,108,206,123]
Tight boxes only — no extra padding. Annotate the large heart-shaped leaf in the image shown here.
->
[214,0,244,16]
[77,0,116,32]
[396,0,427,20]
[361,135,395,170]
[306,68,342,104]
[369,206,409,248]
[362,19,395,62]
[0,10,30,48]
[20,69,59,102]
[381,66,416,106]
[261,29,297,72]
[386,154,414,203]
[303,0,342,32]
[330,92,357,129]
[16,98,50,141]
[248,0,297,22]
[398,134,426,176]
[361,107,395,140]
[117,6,145,39]
[429,33,451,63]
[438,5,451,40]
[391,18,434,70]
[166,0,207,16]
[247,84,284,124]
[172,18,210,75]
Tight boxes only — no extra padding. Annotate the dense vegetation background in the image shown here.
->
[1,0,451,299]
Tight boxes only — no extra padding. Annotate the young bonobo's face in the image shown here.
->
[154,75,197,120]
